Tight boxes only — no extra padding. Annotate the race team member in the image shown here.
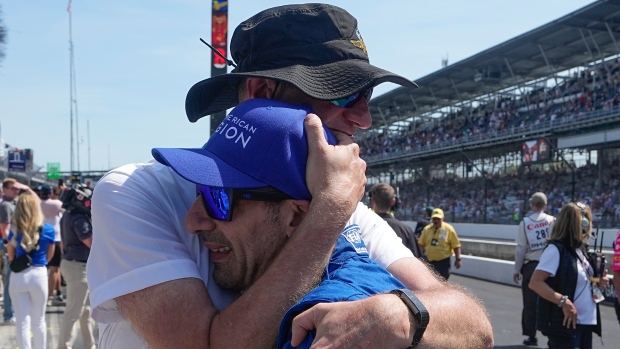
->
[153,99,419,349]
[87,4,493,349]
[370,183,422,258]
[513,192,555,347]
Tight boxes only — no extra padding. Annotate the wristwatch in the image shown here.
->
[390,289,429,348]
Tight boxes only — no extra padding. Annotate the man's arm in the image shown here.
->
[453,246,462,269]
[0,202,11,239]
[388,257,492,348]
[513,222,526,283]
[291,257,493,349]
[0,222,9,240]
[115,114,367,349]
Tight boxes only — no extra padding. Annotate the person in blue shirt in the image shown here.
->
[7,191,55,349]
[153,99,421,348]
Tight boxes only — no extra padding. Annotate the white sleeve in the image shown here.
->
[349,203,413,269]
[536,244,560,277]
[87,161,205,323]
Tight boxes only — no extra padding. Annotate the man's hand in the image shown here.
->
[13,182,34,193]
[513,273,521,284]
[291,294,413,349]
[304,113,366,218]
[454,259,462,269]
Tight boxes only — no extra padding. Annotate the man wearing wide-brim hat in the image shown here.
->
[87,3,493,349]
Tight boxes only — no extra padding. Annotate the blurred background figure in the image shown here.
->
[38,185,65,306]
[513,192,555,347]
[1,178,34,325]
[58,185,95,349]
[419,208,462,280]
[7,191,56,349]
[369,183,423,258]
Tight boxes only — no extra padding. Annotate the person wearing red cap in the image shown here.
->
[87,4,492,349]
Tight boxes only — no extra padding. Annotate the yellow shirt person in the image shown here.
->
[419,208,462,280]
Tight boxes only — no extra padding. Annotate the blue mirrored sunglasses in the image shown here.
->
[330,88,373,108]
[196,184,293,222]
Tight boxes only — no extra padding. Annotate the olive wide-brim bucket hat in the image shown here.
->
[185,3,418,122]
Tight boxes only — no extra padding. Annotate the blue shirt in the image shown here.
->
[8,223,55,267]
[60,211,92,261]
[276,225,406,349]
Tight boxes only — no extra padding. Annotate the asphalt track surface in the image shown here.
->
[450,275,620,349]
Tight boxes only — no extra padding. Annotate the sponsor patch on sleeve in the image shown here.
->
[342,224,368,255]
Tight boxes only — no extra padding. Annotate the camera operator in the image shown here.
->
[58,185,95,349]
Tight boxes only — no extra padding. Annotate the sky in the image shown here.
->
[0,0,596,173]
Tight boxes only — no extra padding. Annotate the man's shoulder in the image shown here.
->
[389,218,414,231]
[95,160,190,199]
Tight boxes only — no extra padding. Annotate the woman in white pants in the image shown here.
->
[7,192,56,349]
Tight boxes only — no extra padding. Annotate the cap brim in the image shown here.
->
[431,215,443,219]
[185,59,418,122]
[152,148,266,188]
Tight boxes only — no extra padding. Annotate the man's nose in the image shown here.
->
[185,197,217,233]
[345,99,372,130]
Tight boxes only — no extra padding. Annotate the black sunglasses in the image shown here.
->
[196,184,293,222]
[330,88,373,108]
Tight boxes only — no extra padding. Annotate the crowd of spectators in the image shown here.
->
[359,58,620,159]
[384,158,620,228]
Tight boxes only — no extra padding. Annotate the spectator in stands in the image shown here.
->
[529,202,607,348]
[370,183,423,258]
[513,192,555,347]
[419,208,462,280]
[7,191,55,349]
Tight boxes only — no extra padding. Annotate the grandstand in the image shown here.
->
[359,0,620,228]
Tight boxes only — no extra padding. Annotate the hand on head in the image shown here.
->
[304,113,366,216]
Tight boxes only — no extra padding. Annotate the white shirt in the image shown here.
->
[87,160,413,348]
[40,199,64,242]
[514,211,555,273]
[536,244,596,325]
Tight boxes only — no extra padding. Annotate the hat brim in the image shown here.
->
[152,148,266,188]
[185,59,418,122]
[431,214,443,219]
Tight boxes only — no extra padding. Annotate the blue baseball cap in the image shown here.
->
[152,98,338,200]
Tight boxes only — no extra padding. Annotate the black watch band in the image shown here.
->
[390,289,429,348]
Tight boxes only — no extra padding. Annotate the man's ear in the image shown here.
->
[284,199,310,238]
[245,77,278,99]
[390,198,396,207]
